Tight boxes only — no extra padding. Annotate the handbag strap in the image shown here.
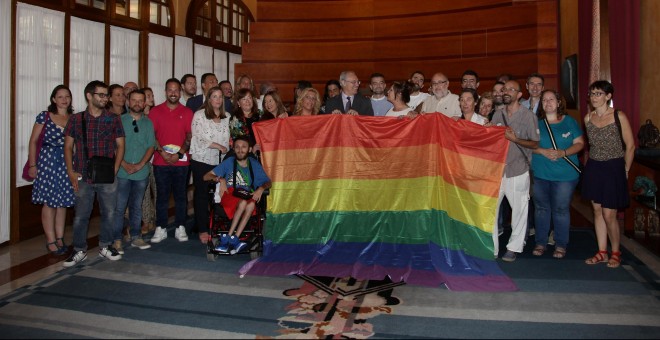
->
[500,111,531,168]
[542,119,582,174]
[39,111,50,140]
[613,109,626,151]
[81,112,89,161]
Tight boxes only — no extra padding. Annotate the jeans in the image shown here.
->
[114,177,148,241]
[190,159,215,234]
[72,180,118,251]
[153,165,189,228]
[533,177,579,249]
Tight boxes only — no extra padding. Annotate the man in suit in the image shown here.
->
[185,73,218,113]
[324,71,374,116]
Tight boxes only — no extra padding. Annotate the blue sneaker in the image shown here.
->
[229,236,247,255]
[214,234,229,253]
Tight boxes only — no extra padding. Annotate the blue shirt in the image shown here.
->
[212,156,270,191]
[532,115,583,182]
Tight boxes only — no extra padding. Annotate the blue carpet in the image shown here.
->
[0,229,658,338]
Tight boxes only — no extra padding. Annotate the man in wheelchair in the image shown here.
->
[203,136,271,254]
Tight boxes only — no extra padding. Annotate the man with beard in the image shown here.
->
[521,73,545,118]
[419,72,461,118]
[114,90,155,253]
[149,78,194,244]
[203,136,271,254]
[369,73,393,116]
[63,80,126,267]
[490,80,539,262]
[186,73,218,112]
[407,71,430,111]
[491,81,506,120]
[219,80,234,112]
[179,74,197,105]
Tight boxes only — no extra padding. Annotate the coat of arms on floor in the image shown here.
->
[261,276,403,339]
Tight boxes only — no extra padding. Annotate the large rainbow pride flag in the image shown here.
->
[239,113,517,292]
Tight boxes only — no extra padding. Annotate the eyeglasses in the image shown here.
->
[132,119,139,133]
[502,87,519,93]
[344,79,361,86]
[432,80,449,86]
[588,91,606,98]
[93,92,109,98]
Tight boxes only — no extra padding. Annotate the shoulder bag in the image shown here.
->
[82,113,115,184]
[22,112,50,181]
[542,118,582,174]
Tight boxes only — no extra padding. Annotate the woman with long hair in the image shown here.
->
[28,85,76,255]
[582,80,635,268]
[230,88,261,153]
[261,90,288,119]
[531,90,584,259]
[190,86,230,243]
[293,88,321,116]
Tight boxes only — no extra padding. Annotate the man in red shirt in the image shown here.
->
[148,78,194,243]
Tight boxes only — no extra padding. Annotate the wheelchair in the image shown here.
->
[206,182,268,261]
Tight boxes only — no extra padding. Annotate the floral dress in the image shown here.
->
[31,111,75,208]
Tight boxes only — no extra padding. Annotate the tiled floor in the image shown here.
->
[1,197,659,297]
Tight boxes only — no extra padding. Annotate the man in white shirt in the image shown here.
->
[407,71,430,111]
[461,69,481,91]
[369,73,393,116]
[179,74,197,105]
[420,72,461,118]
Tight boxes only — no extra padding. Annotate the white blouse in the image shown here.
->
[190,109,230,166]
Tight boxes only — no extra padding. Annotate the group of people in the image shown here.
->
[27,68,635,270]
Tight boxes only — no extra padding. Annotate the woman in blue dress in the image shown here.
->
[28,85,76,255]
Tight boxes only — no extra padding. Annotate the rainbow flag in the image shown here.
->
[239,113,517,292]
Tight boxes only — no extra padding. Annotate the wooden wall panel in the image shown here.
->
[237,0,559,105]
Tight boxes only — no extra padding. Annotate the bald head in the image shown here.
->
[430,72,450,98]
[123,82,138,98]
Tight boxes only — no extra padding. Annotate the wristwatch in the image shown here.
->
[177,152,183,159]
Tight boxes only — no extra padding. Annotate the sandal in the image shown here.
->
[585,250,608,265]
[56,237,67,249]
[532,245,546,256]
[46,241,67,256]
[553,247,566,259]
[607,251,621,268]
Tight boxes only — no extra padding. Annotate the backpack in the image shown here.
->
[638,119,660,148]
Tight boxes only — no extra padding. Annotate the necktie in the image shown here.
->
[345,96,351,113]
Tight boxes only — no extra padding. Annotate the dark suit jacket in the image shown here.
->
[323,93,374,116]
[186,94,204,113]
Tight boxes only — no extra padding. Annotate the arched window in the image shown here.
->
[187,0,253,54]
[68,0,172,30]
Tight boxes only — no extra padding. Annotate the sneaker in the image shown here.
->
[63,250,87,268]
[547,231,556,246]
[502,250,517,262]
[131,238,151,250]
[214,234,230,253]
[99,246,122,261]
[174,225,188,242]
[228,235,246,255]
[230,241,247,255]
[113,240,124,255]
[151,226,167,243]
